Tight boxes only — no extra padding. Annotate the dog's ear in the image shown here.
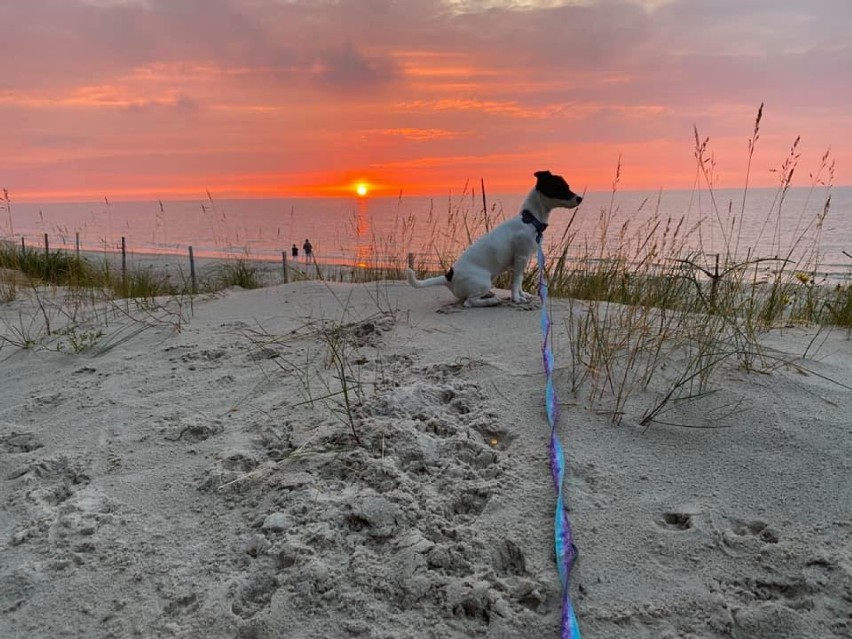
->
[534,170,552,179]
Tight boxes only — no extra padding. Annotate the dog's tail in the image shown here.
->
[406,268,451,289]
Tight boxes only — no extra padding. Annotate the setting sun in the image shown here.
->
[355,183,369,197]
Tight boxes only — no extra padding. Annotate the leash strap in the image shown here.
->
[536,241,582,639]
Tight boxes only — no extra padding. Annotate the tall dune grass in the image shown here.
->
[544,105,848,424]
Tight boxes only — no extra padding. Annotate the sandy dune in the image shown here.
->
[1,279,850,638]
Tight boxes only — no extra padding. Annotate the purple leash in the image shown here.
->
[536,241,582,639]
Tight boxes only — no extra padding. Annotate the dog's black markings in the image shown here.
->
[521,210,548,244]
[445,267,454,282]
[534,170,577,200]
[523,170,580,244]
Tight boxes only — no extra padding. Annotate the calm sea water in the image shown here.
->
[4,186,850,278]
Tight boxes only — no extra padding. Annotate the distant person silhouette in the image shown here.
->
[291,243,298,258]
[302,239,313,262]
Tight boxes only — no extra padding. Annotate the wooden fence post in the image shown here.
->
[76,232,80,259]
[43,233,50,278]
[121,236,127,289]
[188,246,197,294]
[407,253,415,270]
[282,251,289,283]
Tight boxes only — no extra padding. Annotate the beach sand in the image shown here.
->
[1,276,850,638]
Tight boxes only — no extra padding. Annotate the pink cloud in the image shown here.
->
[0,0,849,200]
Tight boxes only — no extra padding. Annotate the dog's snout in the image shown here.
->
[575,195,583,205]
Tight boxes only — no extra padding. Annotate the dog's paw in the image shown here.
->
[510,290,538,305]
[509,299,540,311]
[512,291,541,311]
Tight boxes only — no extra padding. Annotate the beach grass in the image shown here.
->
[213,255,261,290]
[544,106,844,422]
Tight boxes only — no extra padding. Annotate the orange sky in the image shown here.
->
[1,0,850,202]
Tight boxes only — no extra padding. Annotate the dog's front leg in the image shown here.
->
[510,275,528,303]
[510,255,533,303]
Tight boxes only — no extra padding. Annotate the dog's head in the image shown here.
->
[534,170,582,208]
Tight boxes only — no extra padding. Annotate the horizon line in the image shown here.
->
[7,183,847,205]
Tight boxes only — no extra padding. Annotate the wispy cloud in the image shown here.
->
[442,0,596,14]
[1,0,850,198]
[311,44,402,92]
[365,128,463,141]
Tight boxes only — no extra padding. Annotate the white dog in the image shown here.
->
[406,170,582,307]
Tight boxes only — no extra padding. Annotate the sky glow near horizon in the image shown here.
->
[1,0,850,201]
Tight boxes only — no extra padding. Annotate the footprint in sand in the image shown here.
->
[654,503,708,533]
[490,538,527,576]
[658,511,695,531]
[728,517,779,544]
[0,431,43,453]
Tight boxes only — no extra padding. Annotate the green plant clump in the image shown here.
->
[215,258,260,289]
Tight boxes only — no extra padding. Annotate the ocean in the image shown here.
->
[3,186,850,279]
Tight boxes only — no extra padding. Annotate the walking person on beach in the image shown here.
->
[291,243,298,259]
[302,239,313,263]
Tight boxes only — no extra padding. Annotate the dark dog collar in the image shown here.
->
[521,209,548,243]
